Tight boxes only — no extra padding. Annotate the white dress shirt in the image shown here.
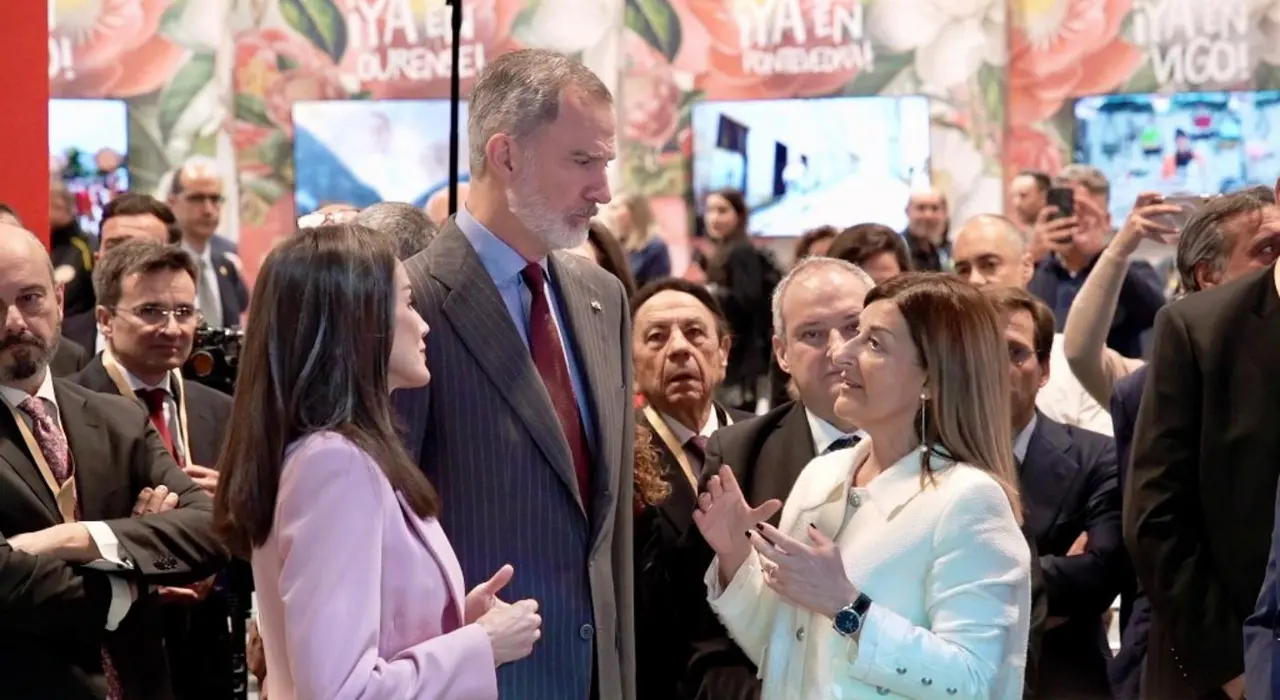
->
[1036,336,1112,436]
[805,408,866,456]
[660,407,721,473]
[1013,413,1038,464]
[0,371,135,630]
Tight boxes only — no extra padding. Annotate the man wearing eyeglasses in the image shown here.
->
[70,238,236,700]
[983,285,1123,700]
[168,158,248,328]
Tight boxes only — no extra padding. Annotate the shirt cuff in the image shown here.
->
[104,575,135,631]
[81,521,133,573]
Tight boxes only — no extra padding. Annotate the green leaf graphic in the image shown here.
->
[280,0,348,64]
[842,50,913,96]
[277,54,301,72]
[626,0,682,63]
[158,52,215,139]
[235,93,276,129]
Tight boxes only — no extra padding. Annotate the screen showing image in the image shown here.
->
[691,95,932,236]
[49,98,129,235]
[292,100,469,216]
[1074,91,1280,222]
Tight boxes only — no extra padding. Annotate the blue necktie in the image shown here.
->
[826,434,860,454]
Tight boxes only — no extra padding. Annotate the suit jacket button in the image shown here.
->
[795,626,805,641]
[946,689,957,695]
[579,624,594,641]
[921,678,933,686]
[876,687,890,696]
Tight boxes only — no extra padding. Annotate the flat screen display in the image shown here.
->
[49,98,129,235]
[292,99,469,216]
[1074,91,1280,222]
[690,95,932,236]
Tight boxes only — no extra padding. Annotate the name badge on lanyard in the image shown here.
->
[2,397,77,523]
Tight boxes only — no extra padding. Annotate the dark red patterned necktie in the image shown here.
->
[18,397,123,700]
[521,263,591,511]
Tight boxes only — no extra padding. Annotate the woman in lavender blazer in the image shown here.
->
[214,224,542,699]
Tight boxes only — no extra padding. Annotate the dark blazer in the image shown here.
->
[1019,413,1123,699]
[51,339,90,378]
[635,403,747,700]
[1244,481,1280,700]
[0,379,226,700]
[70,354,232,466]
[210,251,249,329]
[394,222,635,700]
[1109,366,1150,700]
[1126,264,1280,699]
[70,354,235,700]
[62,311,97,356]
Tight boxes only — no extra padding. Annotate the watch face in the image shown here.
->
[834,607,861,636]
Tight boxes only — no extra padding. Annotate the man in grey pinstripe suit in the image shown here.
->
[394,49,635,700]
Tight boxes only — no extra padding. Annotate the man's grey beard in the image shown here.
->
[507,173,590,252]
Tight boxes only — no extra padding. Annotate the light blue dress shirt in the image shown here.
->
[455,207,597,450]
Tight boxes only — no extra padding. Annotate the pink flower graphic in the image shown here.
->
[50,0,185,98]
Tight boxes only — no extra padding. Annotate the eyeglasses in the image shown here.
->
[114,304,203,328]
[1008,345,1039,367]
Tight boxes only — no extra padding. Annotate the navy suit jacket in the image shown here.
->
[1245,483,1280,700]
[1108,366,1150,700]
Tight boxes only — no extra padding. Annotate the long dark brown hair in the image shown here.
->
[214,224,438,556]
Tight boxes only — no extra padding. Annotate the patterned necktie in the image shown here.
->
[686,435,710,461]
[18,397,122,699]
[135,388,180,464]
[825,434,861,455]
[521,263,591,510]
[18,397,71,485]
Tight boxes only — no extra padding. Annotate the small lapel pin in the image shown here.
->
[218,266,229,276]
[590,300,602,312]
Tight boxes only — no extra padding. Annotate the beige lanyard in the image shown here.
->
[2,395,77,523]
[642,405,733,492]
[101,348,192,462]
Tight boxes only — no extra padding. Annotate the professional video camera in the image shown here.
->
[182,325,243,396]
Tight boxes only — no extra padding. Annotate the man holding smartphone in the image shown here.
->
[1027,165,1166,359]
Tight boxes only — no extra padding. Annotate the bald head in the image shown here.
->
[951,214,1032,289]
[426,183,468,226]
[0,223,62,390]
[168,157,225,246]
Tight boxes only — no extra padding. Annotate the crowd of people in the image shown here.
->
[3,48,1280,700]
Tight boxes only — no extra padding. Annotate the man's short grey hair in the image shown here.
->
[1054,164,1111,205]
[1176,191,1270,293]
[771,256,875,338]
[354,202,438,260]
[467,49,612,175]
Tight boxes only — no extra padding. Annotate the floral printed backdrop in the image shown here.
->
[50,0,1277,278]
[49,0,240,237]
[1005,0,1280,184]
[622,0,1008,271]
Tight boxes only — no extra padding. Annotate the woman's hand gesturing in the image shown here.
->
[693,465,782,586]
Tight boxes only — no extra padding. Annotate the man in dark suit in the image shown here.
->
[70,238,235,699]
[682,257,874,699]
[1126,258,1280,700]
[0,224,225,699]
[63,193,183,355]
[1108,366,1149,700]
[394,49,634,700]
[168,158,249,329]
[1245,483,1280,700]
[629,278,749,699]
[986,286,1123,699]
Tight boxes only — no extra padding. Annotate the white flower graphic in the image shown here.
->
[865,0,1004,90]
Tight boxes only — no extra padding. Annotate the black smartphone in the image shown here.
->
[1046,187,1075,220]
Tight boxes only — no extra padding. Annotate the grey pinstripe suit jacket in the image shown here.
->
[395,223,636,700]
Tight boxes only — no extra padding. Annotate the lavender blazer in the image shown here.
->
[252,432,497,700]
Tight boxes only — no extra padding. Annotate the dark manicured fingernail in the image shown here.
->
[808,523,817,529]
[744,530,753,538]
